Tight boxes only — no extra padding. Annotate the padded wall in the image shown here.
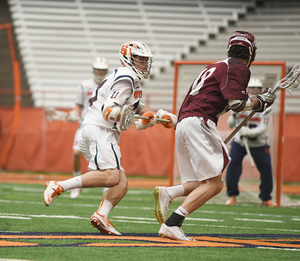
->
[0,107,299,182]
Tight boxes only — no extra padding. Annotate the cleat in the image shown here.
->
[43,181,64,206]
[153,186,171,225]
[90,212,121,235]
[225,196,236,206]
[158,223,195,241]
[260,200,277,207]
[70,188,81,199]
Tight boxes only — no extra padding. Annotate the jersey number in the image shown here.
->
[190,67,216,96]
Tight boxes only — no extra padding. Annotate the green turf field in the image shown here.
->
[0,180,300,261]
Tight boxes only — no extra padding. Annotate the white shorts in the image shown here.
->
[175,117,230,184]
[79,124,124,172]
[73,128,82,151]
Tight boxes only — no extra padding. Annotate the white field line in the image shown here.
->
[1,199,300,220]
[257,247,300,251]
[0,215,31,220]
[234,218,284,223]
[1,212,300,233]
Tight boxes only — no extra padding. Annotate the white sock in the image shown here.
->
[175,206,189,217]
[97,199,113,217]
[166,184,184,199]
[73,171,81,177]
[57,176,83,192]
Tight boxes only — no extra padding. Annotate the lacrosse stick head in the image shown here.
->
[119,105,135,132]
[44,107,68,122]
[270,63,300,94]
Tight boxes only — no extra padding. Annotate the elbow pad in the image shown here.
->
[102,101,121,122]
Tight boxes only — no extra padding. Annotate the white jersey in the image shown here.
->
[82,67,142,131]
[75,78,99,126]
[228,107,272,147]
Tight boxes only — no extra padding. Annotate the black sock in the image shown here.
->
[165,212,185,227]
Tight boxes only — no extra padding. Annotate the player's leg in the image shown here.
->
[251,145,275,206]
[70,128,83,198]
[225,141,246,205]
[158,117,227,241]
[90,169,127,235]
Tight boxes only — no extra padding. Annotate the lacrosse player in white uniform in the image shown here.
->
[43,42,177,235]
[153,31,276,241]
[67,57,109,199]
[225,78,276,207]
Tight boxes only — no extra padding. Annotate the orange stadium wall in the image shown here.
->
[0,107,300,182]
[0,107,171,177]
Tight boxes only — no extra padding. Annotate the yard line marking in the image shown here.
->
[1,212,300,233]
[0,213,88,220]
[0,215,31,220]
[234,218,283,223]
[186,217,224,222]
[258,247,300,251]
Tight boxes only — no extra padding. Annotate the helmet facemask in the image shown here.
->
[92,57,109,84]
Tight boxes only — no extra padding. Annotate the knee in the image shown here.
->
[73,150,81,160]
[119,179,128,196]
[210,177,223,195]
[105,170,122,187]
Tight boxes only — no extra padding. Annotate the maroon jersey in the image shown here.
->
[178,57,250,125]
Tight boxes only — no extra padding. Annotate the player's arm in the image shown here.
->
[67,105,82,122]
[102,80,132,122]
[228,89,276,113]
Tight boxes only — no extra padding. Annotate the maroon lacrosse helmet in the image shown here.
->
[227,31,257,66]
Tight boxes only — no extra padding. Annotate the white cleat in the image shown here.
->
[70,188,81,199]
[43,181,64,206]
[159,223,195,241]
[90,212,121,236]
[153,186,171,225]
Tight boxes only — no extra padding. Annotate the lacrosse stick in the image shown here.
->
[119,105,170,132]
[224,63,300,144]
[242,136,255,167]
[45,107,68,122]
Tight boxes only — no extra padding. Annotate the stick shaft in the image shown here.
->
[243,136,255,167]
[224,110,255,144]
[134,115,170,123]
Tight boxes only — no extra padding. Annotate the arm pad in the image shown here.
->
[102,101,121,122]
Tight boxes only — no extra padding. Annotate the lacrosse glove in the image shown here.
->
[156,109,177,128]
[67,110,80,122]
[253,88,276,112]
[134,111,157,131]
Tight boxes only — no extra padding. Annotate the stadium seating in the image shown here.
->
[7,0,300,111]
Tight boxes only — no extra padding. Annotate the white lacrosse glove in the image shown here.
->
[134,111,157,131]
[156,109,177,128]
[67,110,80,122]
[239,126,251,138]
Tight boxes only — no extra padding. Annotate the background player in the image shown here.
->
[67,57,109,199]
[225,78,276,207]
[43,41,177,235]
[153,31,276,241]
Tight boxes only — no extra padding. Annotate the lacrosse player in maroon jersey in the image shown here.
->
[67,57,109,199]
[153,31,276,241]
[225,78,276,207]
[42,42,177,236]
